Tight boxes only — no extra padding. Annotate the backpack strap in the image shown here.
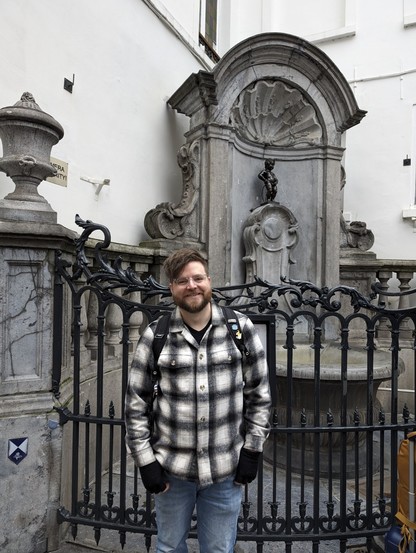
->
[221,306,250,358]
[151,312,172,398]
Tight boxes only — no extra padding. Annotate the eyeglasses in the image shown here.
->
[173,274,208,287]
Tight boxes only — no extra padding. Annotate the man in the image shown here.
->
[125,248,271,553]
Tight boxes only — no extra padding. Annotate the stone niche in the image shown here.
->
[145,33,366,289]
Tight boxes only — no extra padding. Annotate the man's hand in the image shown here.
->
[139,460,169,494]
[234,448,261,485]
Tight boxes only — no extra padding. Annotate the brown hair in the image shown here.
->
[163,248,208,282]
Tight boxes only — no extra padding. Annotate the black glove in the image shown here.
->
[139,461,168,494]
[234,448,261,485]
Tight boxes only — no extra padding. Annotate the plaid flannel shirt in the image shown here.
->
[125,302,271,486]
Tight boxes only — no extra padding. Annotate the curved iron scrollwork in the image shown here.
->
[61,215,174,316]
[62,215,416,318]
[262,501,285,534]
[73,215,168,298]
[291,502,314,534]
[319,502,341,533]
[124,495,149,527]
[55,216,416,551]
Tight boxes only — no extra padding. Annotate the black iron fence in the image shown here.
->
[54,216,416,552]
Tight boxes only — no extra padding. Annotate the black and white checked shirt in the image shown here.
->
[125,302,271,486]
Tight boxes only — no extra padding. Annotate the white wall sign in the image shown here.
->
[47,157,68,187]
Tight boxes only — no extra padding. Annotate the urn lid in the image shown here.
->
[0,92,64,139]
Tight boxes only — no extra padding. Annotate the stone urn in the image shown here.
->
[0,92,64,223]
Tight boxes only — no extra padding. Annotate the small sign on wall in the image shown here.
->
[47,157,68,187]
[8,437,28,465]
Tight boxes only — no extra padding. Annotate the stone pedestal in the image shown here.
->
[0,221,77,553]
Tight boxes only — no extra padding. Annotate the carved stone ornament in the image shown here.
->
[230,80,322,147]
[340,217,375,251]
[144,141,200,240]
[0,92,64,185]
[243,202,299,284]
[0,92,64,223]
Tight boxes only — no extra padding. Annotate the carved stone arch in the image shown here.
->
[211,33,365,142]
[169,33,365,146]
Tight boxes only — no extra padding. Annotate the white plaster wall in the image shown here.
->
[148,0,200,44]
[269,0,346,37]
[0,0,210,245]
[314,1,416,260]
[219,0,416,260]
[0,0,415,260]
[223,0,263,49]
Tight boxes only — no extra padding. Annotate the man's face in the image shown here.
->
[170,261,212,314]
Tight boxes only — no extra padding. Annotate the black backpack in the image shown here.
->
[150,306,250,399]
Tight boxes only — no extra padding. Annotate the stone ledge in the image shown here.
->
[0,391,54,417]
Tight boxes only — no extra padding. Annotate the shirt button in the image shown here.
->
[199,353,203,360]
[199,385,205,391]
[200,417,205,422]
[170,360,176,366]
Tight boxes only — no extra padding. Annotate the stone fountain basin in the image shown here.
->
[267,343,402,476]
[275,342,401,382]
[274,342,402,423]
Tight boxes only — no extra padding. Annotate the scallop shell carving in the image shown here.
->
[230,80,323,147]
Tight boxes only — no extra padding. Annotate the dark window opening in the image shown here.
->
[199,0,220,62]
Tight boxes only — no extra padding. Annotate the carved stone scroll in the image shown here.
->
[144,140,200,240]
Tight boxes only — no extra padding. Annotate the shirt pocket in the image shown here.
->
[210,347,243,391]
[158,351,194,397]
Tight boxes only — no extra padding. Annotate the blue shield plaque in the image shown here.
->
[8,437,28,465]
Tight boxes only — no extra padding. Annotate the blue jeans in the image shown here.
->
[154,475,242,553]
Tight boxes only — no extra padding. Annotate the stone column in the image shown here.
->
[0,93,76,553]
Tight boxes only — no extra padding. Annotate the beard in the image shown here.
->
[174,289,212,314]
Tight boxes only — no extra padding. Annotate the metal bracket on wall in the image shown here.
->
[80,175,110,196]
[402,206,416,231]
[63,74,75,93]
